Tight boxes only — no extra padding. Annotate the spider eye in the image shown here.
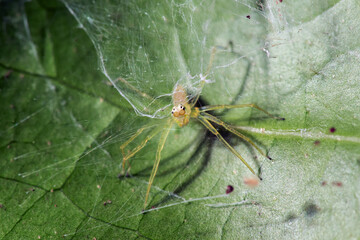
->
[179,104,185,110]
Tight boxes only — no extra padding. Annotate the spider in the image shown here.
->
[120,47,284,209]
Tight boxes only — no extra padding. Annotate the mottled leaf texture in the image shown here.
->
[1,0,359,239]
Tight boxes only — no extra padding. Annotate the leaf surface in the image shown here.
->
[0,0,359,239]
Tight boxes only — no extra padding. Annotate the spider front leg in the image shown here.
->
[144,119,173,209]
[120,126,161,176]
[191,44,249,108]
[116,77,153,100]
[191,47,217,108]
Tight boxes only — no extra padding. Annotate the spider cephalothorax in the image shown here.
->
[171,103,191,127]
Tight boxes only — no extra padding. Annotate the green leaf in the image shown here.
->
[1,0,359,239]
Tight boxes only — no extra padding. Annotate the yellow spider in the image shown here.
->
[120,48,284,209]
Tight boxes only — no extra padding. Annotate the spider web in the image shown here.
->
[60,0,279,118]
[3,0,360,239]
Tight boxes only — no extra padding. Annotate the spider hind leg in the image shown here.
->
[120,126,161,177]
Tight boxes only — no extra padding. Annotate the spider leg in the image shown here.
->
[200,112,271,160]
[144,119,173,209]
[205,47,217,77]
[117,77,153,100]
[197,115,256,176]
[120,128,145,156]
[199,104,285,120]
[120,126,161,175]
[191,47,217,107]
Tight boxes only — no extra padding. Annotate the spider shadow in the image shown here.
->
[148,98,267,207]
[212,41,252,111]
[151,119,266,208]
[216,41,289,119]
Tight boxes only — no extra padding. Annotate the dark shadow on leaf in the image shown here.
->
[303,200,320,217]
[285,212,298,222]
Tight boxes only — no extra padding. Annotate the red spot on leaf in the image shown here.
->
[332,181,343,187]
[226,185,234,194]
[4,70,12,78]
